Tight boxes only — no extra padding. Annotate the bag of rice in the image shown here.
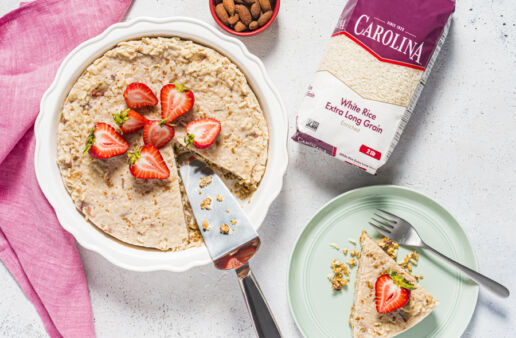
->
[292,0,455,174]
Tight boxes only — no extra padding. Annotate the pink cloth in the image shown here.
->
[0,0,132,337]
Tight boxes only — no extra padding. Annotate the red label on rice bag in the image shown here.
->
[333,0,455,68]
[359,145,381,160]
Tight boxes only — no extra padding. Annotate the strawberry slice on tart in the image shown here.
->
[123,82,158,109]
[161,82,194,122]
[128,145,170,179]
[375,270,414,313]
[142,120,175,149]
[84,122,129,159]
[184,118,221,149]
[113,108,148,134]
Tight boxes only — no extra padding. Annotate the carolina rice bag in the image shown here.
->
[293,0,455,174]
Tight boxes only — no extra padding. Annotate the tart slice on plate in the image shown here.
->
[350,231,438,337]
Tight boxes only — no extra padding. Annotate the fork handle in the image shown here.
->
[236,264,282,338]
[422,242,510,297]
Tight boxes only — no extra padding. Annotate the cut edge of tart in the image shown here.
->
[349,231,438,338]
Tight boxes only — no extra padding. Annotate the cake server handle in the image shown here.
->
[236,264,282,338]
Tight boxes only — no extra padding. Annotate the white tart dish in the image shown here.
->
[35,16,288,272]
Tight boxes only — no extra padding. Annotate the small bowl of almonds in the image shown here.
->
[210,0,279,36]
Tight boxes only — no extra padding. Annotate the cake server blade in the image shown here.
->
[180,158,282,338]
[179,158,259,261]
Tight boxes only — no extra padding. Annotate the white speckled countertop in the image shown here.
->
[1,0,515,337]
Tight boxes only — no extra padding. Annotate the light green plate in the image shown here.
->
[288,185,478,338]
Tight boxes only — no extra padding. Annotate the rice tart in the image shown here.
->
[349,231,438,337]
[57,37,269,250]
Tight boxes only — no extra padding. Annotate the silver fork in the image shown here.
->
[369,209,510,298]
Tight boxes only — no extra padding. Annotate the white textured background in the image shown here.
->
[1,0,515,337]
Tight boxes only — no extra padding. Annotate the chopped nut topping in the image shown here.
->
[198,190,202,195]
[330,243,340,250]
[199,175,213,188]
[230,218,237,225]
[348,238,357,245]
[219,223,230,234]
[377,237,399,259]
[329,258,350,290]
[342,248,348,254]
[347,258,357,267]
[400,251,419,269]
[350,249,360,258]
[216,194,223,202]
[226,209,230,213]
[200,196,213,210]
[201,219,210,231]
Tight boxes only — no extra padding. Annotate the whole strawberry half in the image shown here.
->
[184,118,221,149]
[84,122,129,159]
[161,82,194,122]
[128,145,170,179]
[143,120,175,149]
[375,270,413,313]
[113,108,148,134]
[123,82,158,109]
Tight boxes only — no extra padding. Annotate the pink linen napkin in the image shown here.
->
[0,0,132,337]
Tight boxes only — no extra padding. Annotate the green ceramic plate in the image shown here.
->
[288,185,478,338]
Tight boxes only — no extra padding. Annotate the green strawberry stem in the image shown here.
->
[113,108,130,126]
[388,269,414,290]
[83,126,95,154]
[184,134,194,147]
[159,118,175,127]
[127,146,142,165]
[173,81,189,92]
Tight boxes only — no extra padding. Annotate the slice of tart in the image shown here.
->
[349,231,438,337]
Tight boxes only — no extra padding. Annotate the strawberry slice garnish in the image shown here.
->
[142,120,175,149]
[84,123,129,159]
[184,118,221,149]
[375,270,414,313]
[161,82,194,121]
[113,108,148,134]
[128,145,170,179]
[123,82,158,109]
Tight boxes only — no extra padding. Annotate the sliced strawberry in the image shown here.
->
[184,118,221,149]
[161,82,194,121]
[128,145,170,179]
[142,120,175,149]
[84,123,129,159]
[123,82,158,109]
[375,271,413,313]
[113,108,148,134]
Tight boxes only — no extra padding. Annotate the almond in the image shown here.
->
[259,0,271,12]
[223,0,235,16]
[243,0,255,4]
[236,4,252,25]
[257,10,272,27]
[215,3,230,25]
[228,14,240,26]
[250,2,261,19]
[249,21,259,30]
[234,21,247,32]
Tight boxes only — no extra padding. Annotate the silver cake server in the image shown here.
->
[180,158,282,338]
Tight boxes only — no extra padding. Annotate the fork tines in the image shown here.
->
[369,209,398,238]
